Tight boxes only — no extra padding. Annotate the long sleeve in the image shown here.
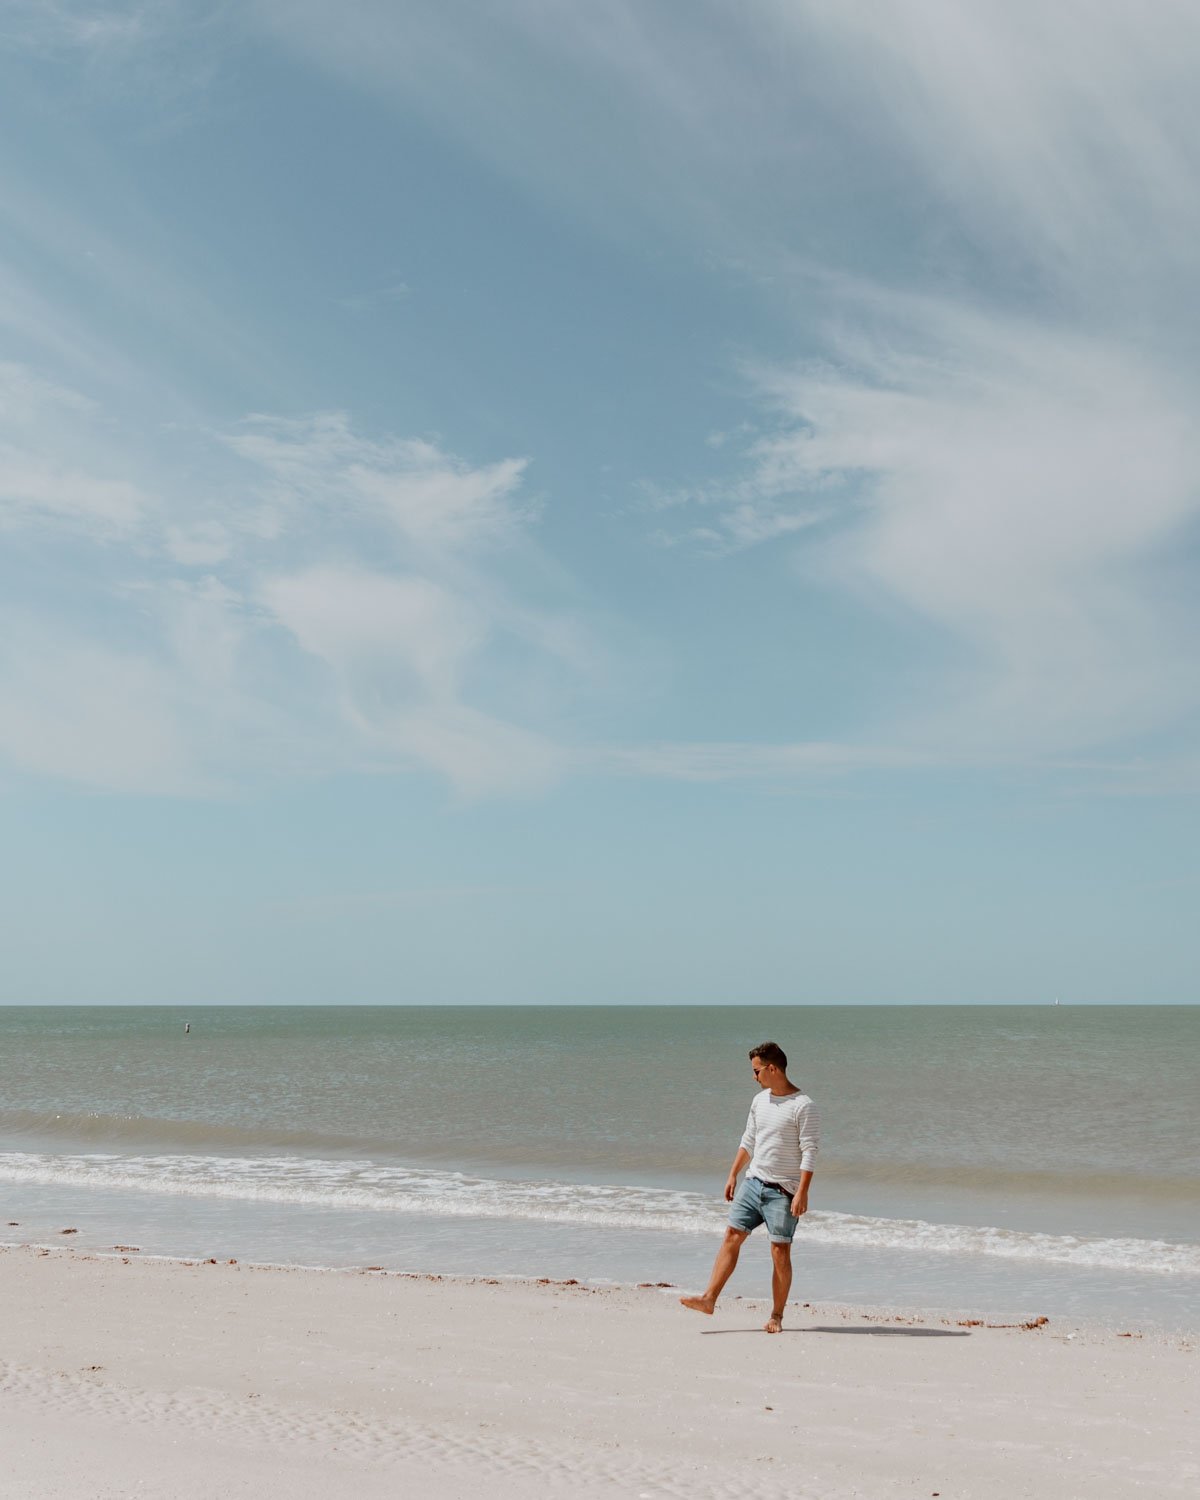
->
[795,1097,820,1173]
[738,1101,757,1155]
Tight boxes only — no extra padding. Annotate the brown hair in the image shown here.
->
[749,1041,787,1070]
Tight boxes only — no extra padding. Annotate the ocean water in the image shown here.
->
[2,1005,1197,1330]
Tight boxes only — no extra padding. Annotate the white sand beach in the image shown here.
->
[0,1244,1195,1499]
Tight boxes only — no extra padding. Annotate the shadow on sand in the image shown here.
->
[699,1325,970,1337]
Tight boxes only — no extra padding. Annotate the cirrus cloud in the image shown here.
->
[679,292,1200,757]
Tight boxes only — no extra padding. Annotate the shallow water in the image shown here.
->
[3,1005,1197,1329]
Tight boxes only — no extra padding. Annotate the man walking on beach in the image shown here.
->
[681,1042,819,1333]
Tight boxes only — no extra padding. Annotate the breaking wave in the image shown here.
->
[2,1148,1198,1276]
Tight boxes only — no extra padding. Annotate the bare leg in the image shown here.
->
[764,1242,792,1332]
[680,1227,749,1315]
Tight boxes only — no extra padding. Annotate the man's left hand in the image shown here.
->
[791,1194,808,1217]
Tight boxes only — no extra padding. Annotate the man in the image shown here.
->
[680,1041,820,1334]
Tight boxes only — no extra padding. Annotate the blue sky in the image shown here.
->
[1,1,1197,1003]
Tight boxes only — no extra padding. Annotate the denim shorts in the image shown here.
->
[728,1176,799,1243]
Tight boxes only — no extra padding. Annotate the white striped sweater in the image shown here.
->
[739,1088,820,1191]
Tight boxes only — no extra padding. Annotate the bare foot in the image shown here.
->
[680,1294,716,1315]
[764,1313,784,1333]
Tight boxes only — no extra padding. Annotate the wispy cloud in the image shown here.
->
[257,562,564,794]
[664,292,1200,756]
[0,450,148,534]
[225,412,533,552]
[0,610,201,794]
[0,373,901,798]
[0,363,152,537]
[641,473,834,554]
[553,0,1200,763]
[786,0,1200,298]
[4,2,1199,797]
[0,377,575,796]
[233,415,570,794]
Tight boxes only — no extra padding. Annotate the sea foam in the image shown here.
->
[2,1148,1197,1277]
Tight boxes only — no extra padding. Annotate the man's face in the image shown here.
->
[750,1055,777,1090]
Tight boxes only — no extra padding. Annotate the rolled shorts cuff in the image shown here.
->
[728,1176,799,1243]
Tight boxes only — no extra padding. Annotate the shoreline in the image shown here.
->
[2,1244,1196,1499]
[2,1233,1185,1345]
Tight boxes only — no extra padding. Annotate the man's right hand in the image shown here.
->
[724,1174,738,1203]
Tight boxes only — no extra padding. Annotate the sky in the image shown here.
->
[1,0,1197,1004]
